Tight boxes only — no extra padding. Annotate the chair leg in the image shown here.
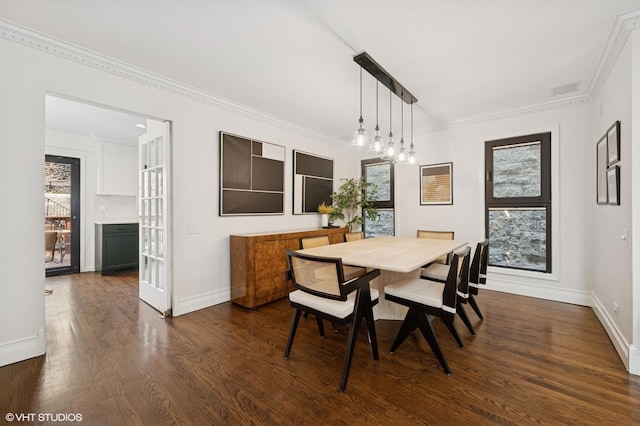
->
[316,316,325,338]
[457,302,476,335]
[339,291,365,392]
[416,312,451,375]
[468,294,484,319]
[441,316,464,349]
[284,309,302,359]
[390,311,419,353]
[363,297,379,360]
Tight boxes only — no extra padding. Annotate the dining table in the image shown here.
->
[298,235,468,320]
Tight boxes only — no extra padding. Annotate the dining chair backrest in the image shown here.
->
[443,246,471,312]
[344,232,364,242]
[286,250,354,301]
[300,236,330,249]
[469,239,489,290]
[417,230,455,264]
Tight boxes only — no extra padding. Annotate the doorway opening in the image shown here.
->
[45,94,172,315]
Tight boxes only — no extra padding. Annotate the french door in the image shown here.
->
[138,121,172,316]
[45,155,80,276]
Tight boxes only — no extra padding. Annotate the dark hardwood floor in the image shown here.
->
[2,271,640,425]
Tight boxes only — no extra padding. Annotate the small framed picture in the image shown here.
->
[607,165,620,206]
[596,136,608,205]
[420,162,453,205]
[607,121,620,166]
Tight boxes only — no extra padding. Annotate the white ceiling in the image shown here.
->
[3,0,640,143]
[45,96,148,144]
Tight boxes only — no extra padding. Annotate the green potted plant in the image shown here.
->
[330,177,379,231]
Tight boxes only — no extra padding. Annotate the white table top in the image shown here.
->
[298,236,468,273]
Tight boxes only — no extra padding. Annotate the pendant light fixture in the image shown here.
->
[408,102,416,164]
[397,91,406,163]
[371,80,384,153]
[351,67,369,148]
[352,52,418,164]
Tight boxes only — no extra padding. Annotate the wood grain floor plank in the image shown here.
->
[1,271,640,425]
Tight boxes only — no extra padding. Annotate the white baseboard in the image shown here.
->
[172,288,231,317]
[629,345,640,375]
[0,328,46,368]
[487,275,592,306]
[591,293,630,371]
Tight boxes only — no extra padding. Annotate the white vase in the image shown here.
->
[321,214,329,227]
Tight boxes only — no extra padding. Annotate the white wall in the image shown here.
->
[393,102,592,305]
[590,36,633,364]
[0,37,357,366]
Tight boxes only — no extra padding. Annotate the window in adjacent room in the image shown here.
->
[485,132,551,273]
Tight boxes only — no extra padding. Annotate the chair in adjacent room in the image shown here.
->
[468,239,489,320]
[384,246,471,375]
[45,231,58,263]
[283,250,381,392]
[344,231,364,242]
[417,229,455,266]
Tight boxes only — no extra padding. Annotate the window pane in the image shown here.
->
[365,209,394,238]
[365,162,391,202]
[493,142,541,198]
[488,208,546,271]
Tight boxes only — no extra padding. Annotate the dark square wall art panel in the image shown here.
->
[220,132,285,215]
[293,150,334,214]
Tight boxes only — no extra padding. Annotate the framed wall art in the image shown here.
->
[420,162,453,205]
[607,165,620,206]
[293,150,334,214]
[607,120,620,166]
[596,135,608,205]
[219,132,285,215]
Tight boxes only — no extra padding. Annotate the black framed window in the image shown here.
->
[362,158,394,238]
[485,132,551,273]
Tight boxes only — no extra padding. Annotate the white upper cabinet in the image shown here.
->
[97,142,138,196]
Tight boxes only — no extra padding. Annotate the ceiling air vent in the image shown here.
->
[552,81,580,96]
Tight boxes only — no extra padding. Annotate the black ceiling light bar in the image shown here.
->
[353,52,417,105]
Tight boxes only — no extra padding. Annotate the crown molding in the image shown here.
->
[0,19,344,147]
[589,10,640,98]
[416,94,593,134]
[1,11,639,140]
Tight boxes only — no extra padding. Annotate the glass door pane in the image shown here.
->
[45,155,80,276]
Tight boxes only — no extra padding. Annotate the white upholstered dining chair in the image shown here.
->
[385,246,471,375]
[284,249,380,392]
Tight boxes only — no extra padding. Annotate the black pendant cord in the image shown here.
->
[388,89,393,140]
[375,81,380,132]
[410,102,414,150]
[400,91,404,143]
[358,67,364,124]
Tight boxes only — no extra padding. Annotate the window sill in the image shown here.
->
[487,266,560,282]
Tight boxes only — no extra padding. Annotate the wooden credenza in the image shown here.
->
[230,227,348,308]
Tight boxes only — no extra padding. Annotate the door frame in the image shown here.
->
[45,154,81,276]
